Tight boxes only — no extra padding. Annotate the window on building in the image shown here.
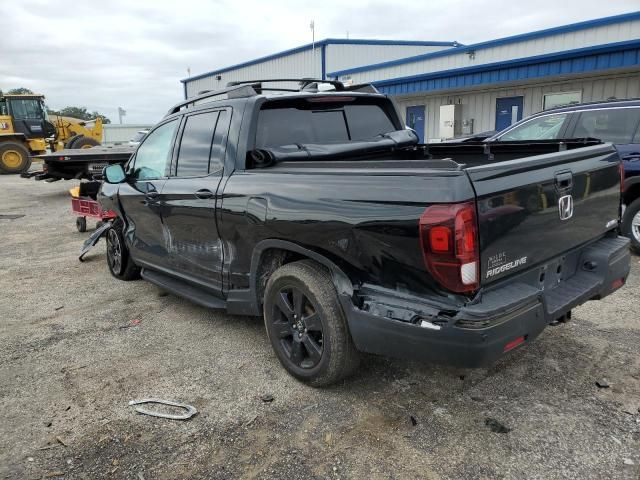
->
[131,120,178,180]
[543,91,582,110]
[498,113,569,141]
[572,108,640,144]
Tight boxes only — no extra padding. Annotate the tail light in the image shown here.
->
[619,161,625,193]
[419,201,479,293]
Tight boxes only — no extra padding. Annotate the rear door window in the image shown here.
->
[176,111,219,177]
[255,99,396,148]
[572,108,640,144]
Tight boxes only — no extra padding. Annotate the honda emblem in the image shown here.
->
[558,195,574,221]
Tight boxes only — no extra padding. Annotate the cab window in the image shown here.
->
[498,113,569,141]
[131,120,178,180]
[572,108,640,144]
[9,98,45,120]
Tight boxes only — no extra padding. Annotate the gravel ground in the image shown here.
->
[1,173,639,480]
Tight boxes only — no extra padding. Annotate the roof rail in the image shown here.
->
[165,83,261,116]
[227,78,347,90]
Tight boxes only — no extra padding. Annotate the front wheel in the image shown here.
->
[621,197,640,254]
[106,220,140,280]
[263,260,359,387]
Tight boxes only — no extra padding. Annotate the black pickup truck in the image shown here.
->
[97,79,630,386]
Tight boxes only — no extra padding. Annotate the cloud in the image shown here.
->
[2,0,637,123]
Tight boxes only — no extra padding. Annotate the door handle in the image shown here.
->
[194,189,214,199]
[145,191,159,199]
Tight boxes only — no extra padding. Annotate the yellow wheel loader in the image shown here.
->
[0,93,103,173]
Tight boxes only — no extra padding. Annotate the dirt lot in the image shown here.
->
[1,173,639,480]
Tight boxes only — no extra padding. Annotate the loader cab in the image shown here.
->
[4,94,50,139]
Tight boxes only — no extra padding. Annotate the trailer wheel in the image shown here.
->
[71,136,100,149]
[0,142,32,174]
[76,216,87,233]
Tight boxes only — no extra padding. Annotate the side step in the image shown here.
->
[141,268,227,310]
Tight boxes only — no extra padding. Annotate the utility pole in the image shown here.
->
[117,107,126,125]
[310,20,316,79]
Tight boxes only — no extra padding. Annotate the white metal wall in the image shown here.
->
[102,125,152,145]
[185,48,321,97]
[394,72,640,141]
[325,44,452,73]
[338,19,640,83]
[184,43,456,97]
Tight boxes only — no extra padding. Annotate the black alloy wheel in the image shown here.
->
[106,227,123,275]
[271,285,324,369]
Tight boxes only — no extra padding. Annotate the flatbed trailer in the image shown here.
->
[21,145,135,182]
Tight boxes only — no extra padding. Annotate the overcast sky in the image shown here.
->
[2,1,638,124]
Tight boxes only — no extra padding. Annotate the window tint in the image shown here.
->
[209,110,230,172]
[131,120,178,180]
[255,102,396,148]
[499,113,568,141]
[176,111,219,177]
[573,108,640,144]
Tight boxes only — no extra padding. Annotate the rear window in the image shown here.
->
[255,99,396,148]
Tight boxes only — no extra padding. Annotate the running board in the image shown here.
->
[141,268,227,310]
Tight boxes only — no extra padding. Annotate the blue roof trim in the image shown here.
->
[328,10,640,77]
[180,38,459,83]
[372,40,640,96]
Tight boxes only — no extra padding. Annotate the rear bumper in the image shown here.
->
[342,235,630,368]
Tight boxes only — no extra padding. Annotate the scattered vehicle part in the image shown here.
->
[78,222,112,261]
[260,394,274,403]
[485,418,511,433]
[96,79,630,387]
[596,379,611,388]
[128,398,197,420]
[0,214,25,220]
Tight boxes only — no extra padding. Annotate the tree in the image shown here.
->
[6,87,34,94]
[47,105,111,124]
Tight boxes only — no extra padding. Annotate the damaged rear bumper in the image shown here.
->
[341,235,630,368]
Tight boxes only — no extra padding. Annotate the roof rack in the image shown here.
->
[166,79,380,116]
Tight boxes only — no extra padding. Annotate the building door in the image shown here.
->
[406,105,425,143]
[495,96,523,131]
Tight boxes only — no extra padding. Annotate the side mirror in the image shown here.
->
[103,164,126,184]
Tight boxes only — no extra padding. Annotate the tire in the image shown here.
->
[71,136,100,149]
[65,135,82,149]
[106,219,141,281]
[76,216,87,233]
[621,197,640,254]
[263,260,359,387]
[0,141,32,174]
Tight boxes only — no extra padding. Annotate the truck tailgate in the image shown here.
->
[466,143,621,285]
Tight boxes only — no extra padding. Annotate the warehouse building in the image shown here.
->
[181,11,640,142]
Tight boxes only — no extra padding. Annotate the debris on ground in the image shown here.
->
[119,319,142,329]
[260,394,274,403]
[0,214,25,220]
[55,436,68,447]
[54,306,64,311]
[596,379,610,389]
[409,415,417,426]
[485,417,511,434]
[128,398,198,420]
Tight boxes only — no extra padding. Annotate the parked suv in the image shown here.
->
[95,80,629,386]
[487,99,640,252]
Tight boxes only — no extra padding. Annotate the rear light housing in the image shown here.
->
[419,201,480,294]
[619,161,625,193]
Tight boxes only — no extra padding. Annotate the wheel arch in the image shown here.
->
[623,177,640,206]
[227,239,356,316]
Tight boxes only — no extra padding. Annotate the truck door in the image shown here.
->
[118,119,179,267]
[159,108,231,293]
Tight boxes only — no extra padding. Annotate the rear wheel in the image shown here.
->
[106,220,140,280]
[71,136,100,149]
[263,260,359,387]
[0,142,31,174]
[622,197,640,254]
